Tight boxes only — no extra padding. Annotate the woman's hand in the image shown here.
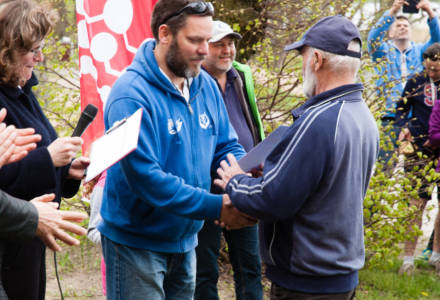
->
[67,156,90,180]
[47,137,83,167]
[0,108,41,167]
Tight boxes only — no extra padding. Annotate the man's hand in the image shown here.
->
[418,0,435,19]
[250,163,264,178]
[216,194,257,230]
[214,154,246,191]
[68,156,91,180]
[31,194,87,252]
[390,0,408,15]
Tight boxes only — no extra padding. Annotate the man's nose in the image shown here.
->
[198,41,209,55]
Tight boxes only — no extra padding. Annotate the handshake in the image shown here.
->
[214,154,260,230]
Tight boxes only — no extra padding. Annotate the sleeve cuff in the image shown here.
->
[201,193,223,220]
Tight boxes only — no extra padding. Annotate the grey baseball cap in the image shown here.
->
[209,20,242,43]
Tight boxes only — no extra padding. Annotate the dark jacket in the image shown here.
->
[395,72,438,149]
[0,190,37,240]
[226,84,379,293]
[0,191,36,300]
[232,61,265,144]
[0,73,80,300]
[0,74,79,202]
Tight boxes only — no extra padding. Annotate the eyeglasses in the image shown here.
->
[29,44,44,58]
[162,2,214,25]
[423,53,440,61]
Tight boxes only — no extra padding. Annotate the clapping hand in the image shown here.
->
[0,108,41,167]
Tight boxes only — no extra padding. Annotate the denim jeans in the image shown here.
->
[195,221,262,300]
[101,234,196,300]
[270,282,356,300]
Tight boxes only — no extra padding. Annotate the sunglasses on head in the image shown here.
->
[162,2,214,25]
[423,53,440,61]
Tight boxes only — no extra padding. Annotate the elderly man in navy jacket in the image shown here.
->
[215,16,379,300]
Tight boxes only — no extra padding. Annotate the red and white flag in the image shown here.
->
[76,0,157,151]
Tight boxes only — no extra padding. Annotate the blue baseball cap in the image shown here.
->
[284,15,361,58]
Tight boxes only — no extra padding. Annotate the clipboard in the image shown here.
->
[238,125,289,172]
[84,108,143,183]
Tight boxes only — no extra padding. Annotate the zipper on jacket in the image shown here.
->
[269,223,277,265]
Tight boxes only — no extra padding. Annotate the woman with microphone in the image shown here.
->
[0,1,89,299]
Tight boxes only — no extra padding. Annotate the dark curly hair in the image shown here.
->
[423,43,440,62]
[0,0,57,86]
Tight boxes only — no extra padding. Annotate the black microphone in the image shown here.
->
[72,104,98,137]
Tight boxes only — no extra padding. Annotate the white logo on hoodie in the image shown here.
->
[199,113,210,129]
[168,118,182,135]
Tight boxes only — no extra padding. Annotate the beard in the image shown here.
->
[303,55,317,98]
[166,38,204,79]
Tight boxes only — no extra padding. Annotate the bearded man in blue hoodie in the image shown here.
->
[98,1,252,299]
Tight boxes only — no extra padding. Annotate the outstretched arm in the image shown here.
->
[418,0,435,20]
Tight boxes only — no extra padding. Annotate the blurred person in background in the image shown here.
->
[395,43,440,275]
[367,0,440,164]
[84,171,107,296]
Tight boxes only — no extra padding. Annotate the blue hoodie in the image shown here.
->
[99,40,246,253]
[367,11,440,118]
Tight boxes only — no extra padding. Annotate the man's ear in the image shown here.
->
[158,24,172,44]
[313,51,324,71]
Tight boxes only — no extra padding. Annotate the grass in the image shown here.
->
[46,239,440,299]
[357,260,440,299]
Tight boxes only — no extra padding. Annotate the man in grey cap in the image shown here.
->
[195,20,264,300]
[213,16,379,299]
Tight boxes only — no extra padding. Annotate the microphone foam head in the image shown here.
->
[83,104,98,120]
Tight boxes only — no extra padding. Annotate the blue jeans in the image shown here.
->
[101,234,196,300]
[195,221,262,300]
